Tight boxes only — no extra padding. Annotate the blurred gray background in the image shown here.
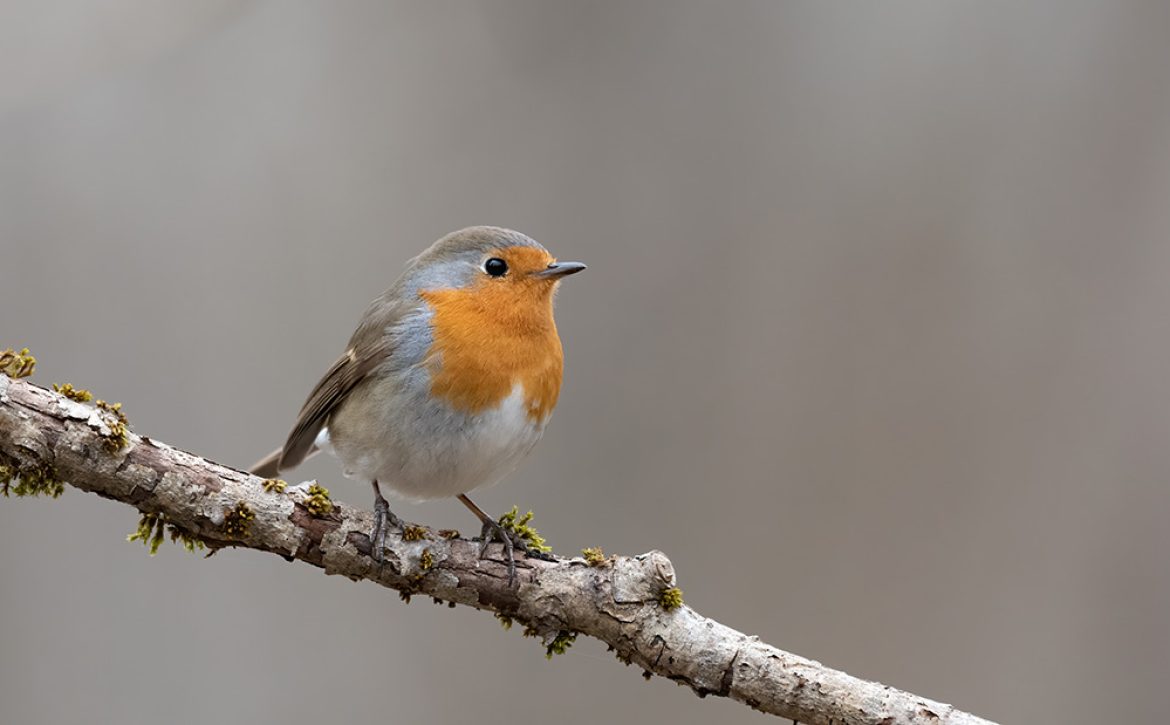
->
[2,2,1169,723]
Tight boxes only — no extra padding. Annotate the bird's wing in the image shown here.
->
[276,294,404,472]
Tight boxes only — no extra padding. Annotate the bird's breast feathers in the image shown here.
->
[419,278,564,424]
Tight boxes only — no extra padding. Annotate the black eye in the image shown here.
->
[484,257,508,277]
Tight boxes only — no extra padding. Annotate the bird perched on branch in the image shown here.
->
[251,226,585,583]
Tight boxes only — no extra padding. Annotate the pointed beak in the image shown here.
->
[533,261,587,280]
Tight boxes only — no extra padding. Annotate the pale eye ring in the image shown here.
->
[484,257,508,277]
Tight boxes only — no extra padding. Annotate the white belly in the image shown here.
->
[322,382,546,501]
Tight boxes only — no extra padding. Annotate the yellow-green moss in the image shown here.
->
[402,524,428,541]
[52,383,93,402]
[545,630,577,659]
[128,512,166,554]
[0,347,36,379]
[8,466,64,498]
[581,547,608,566]
[511,622,577,657]
[419,547,434,570]
[438,528,461,540]
[127,511,204,554]
[262,478,287,493]
[223,501,255,538]
[95,399,129,453]
[0,454,64,499]
[498,506,552,554]
[303,483,333,515]
[659,586,684,611]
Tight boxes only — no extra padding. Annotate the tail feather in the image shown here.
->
[249,444,321,479]
[249,447,284,479]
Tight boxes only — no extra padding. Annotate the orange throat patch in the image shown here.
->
[419,251,565,422]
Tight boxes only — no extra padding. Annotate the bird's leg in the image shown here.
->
[457,493,533,587]
[370,479,401,564]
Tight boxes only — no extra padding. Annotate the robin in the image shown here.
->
[250,226,585,583]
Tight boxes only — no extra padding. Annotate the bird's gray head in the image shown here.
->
[402,226,585,295]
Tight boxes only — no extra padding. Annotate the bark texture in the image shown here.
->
[0,377,995,725]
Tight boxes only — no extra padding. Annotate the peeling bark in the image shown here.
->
[0,377,995,725]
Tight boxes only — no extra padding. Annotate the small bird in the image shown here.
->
[251,226,584,583]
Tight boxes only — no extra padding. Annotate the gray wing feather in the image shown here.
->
[278,336,391,472]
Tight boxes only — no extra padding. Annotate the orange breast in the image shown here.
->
[420,272,564,422]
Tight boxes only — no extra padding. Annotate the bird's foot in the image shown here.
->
[478,518,537,587]
[370,493,402,565]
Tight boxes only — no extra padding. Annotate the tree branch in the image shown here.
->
[0,376,994,725]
